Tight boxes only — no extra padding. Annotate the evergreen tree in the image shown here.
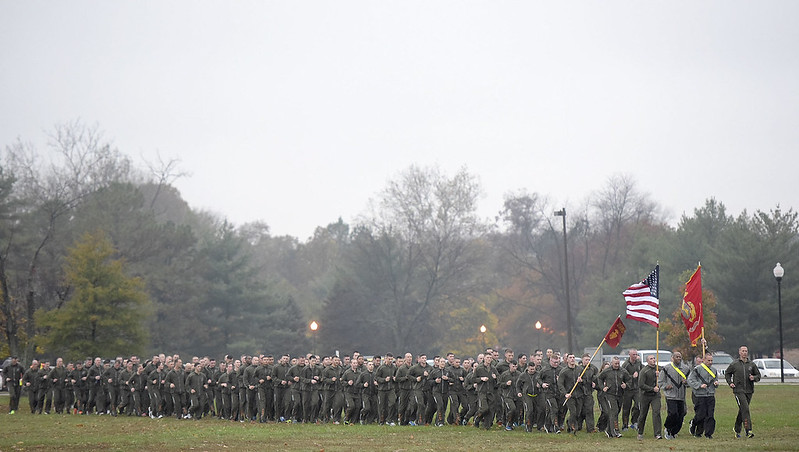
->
[36,231,150,361]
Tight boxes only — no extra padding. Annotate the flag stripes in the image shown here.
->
[624,265,659,328]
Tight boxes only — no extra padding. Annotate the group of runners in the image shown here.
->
[2,345,761,440]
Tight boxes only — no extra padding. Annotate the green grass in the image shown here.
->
[2,385,798,451]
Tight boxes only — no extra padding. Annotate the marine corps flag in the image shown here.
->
[564,315,627,402]
[604,316,626,348]
[681,265,703,346]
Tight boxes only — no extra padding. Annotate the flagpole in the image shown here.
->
[701,327,706,358]
[563,337,606,405]
[656,329,660,372]
[656,261,660,371]
[699,262,704,358]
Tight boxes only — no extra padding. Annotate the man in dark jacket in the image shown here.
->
[473,354,496,430]
[186,363,206,420]
[597,356,631,438]
[725,345,761,439]
[3,356,24,414]
[48,358,69,414]
[636,354,662,440]
[375,353,397,425]
[621,349,642,431]
[577,353,598,433]
[536,354,563,433]
[22,360,40,414]
[516,361,538,433]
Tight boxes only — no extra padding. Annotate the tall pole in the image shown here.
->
[310,321,319,356]
[774,263,785,383]
[555,208,573,353]
[535,321,542,350]
[778,278,784,383]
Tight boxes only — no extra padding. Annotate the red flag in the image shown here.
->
[604,316,626,348]
[681,265,703,346]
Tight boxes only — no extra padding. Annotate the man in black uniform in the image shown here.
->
[621,348,642,431]
[395,354,412,425]
[537,354,563,433]
[272,354,290,422]
[473,353,497,430]
[558,354,583,434]
[244,356,261,421]
[48,358,69,414]
[516,362,538,433]
[725,345,761,439]
[38,361,52,414]
[499,360,521,430]
[341,358,361,425]
[86,357,104,414]
[428,357,451,427]
[375,353,397,425]
[636,354,662,440]
[447,357,466,426]
[2,356,24,414]
[407,354,430,425]
[597,356,631,438]
[22,360,40,414]
[577,353,598,433]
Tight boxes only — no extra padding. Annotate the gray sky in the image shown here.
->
[2,2,798,239]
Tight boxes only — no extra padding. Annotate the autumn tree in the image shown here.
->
[36,231,150,361]
[496,191,591,352]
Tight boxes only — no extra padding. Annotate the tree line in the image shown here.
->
[1,121,796,363]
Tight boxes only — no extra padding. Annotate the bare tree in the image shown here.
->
[591,174,661,278]
[143,151,188,211]
[497,191,591,348]
[344,165,487,350]
[0,120,133,361]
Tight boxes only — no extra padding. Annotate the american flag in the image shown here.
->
[624,265,660,328]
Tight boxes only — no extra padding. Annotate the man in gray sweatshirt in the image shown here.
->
[687,352,719,439]
[658,350,690,439]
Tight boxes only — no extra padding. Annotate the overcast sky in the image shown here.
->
[2,2,798,239]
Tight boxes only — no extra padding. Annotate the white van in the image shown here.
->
[636,350,672,368]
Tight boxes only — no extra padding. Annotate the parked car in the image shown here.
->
[753,358,799,378]
[0,356,11,391]
[637,350,672,368]
[702,352,734,378]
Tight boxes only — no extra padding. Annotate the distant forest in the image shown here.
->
[1,121,796,363]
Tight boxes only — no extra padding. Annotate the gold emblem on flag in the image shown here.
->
[681,298,696,321]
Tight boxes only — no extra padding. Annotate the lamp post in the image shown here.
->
[480,324,487,350]
[535,321,542,350]
[310,321,319,356]
[554,208,574,353]
[774,263,785,383]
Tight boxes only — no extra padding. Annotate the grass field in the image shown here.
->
[2,385,798,451]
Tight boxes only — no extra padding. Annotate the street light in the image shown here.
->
[310,321,319,356]
[554,208,574,353]
[480,324,487,350]
[535,321,542,350]
[774,263,785,383]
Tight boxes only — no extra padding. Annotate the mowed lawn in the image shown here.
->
[1,385,798,451]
